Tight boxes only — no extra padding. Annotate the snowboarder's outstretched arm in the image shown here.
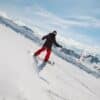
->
[54,40,62,48]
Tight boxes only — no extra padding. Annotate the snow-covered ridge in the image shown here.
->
[0,15,40,43]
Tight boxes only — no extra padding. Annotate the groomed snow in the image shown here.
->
[0,24,100,100]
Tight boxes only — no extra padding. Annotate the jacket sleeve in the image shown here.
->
[54,40,62,48]
[42,34,50,40]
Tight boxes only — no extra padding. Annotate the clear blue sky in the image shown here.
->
[0,0,100,48]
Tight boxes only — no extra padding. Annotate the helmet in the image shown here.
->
[52,30,57,35]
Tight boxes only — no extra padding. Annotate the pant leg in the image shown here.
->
[44,48,51,62]
[34,47,45,56]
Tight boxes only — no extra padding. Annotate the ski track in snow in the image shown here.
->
[46,89,69,100]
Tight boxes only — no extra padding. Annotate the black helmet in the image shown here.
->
[52,30,57,35]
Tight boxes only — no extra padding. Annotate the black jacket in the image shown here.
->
[42,33,62,49]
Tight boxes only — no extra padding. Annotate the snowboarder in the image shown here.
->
[33,30,62,72]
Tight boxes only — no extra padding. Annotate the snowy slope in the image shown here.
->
[0,24,51,100]
[0,19,100,100]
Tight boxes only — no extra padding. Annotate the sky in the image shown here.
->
[0,0,100,51]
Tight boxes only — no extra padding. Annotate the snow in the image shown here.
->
[0,24,50,100]
[0,19,100,100]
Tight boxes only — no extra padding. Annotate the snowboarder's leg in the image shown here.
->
[34,47,46,56]
[44,48,51,62]
[37,49,51,73]
[33,47,46,65]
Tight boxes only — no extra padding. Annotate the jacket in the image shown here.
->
[42,33,62,49]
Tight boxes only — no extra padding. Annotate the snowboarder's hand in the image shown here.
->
[58,47,63,51]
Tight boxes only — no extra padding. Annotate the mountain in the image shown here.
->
[61,48,100,64]
[0,16,40,43]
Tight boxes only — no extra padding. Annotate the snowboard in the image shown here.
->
[37,56,55,65]
[27,50,50,84]
[33,56,50,84]
[33,55,55,74]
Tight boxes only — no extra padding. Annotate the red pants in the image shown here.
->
[34,47,51,62]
